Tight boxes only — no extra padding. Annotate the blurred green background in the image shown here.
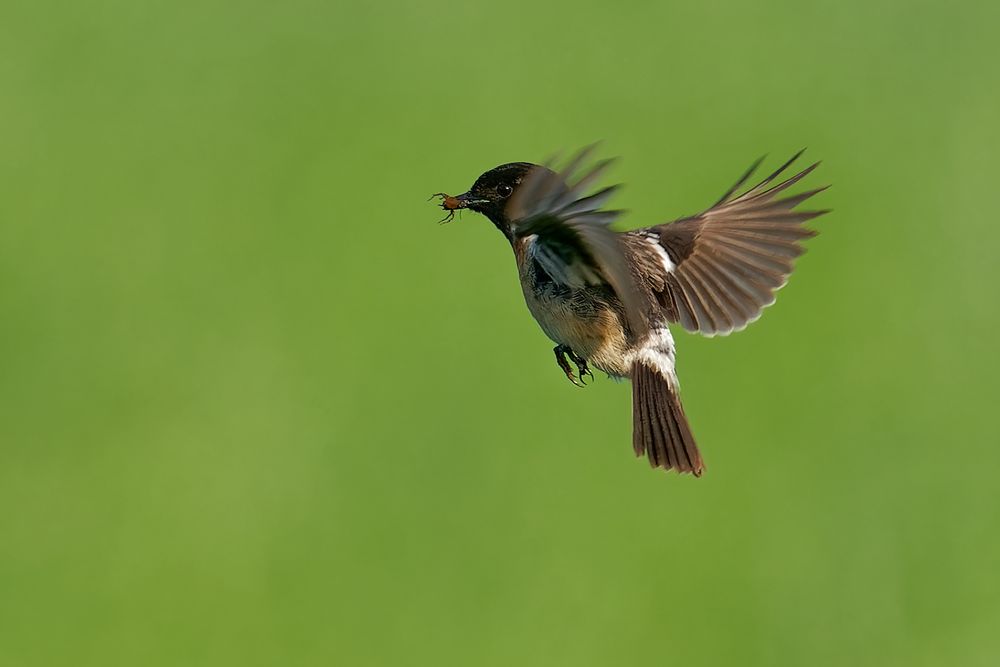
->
[2,0,998,665]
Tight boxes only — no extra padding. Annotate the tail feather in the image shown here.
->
[631,361,704,476]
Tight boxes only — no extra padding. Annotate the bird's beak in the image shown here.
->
[431,191,490,224]
[451,192,490,210]
[432,192,487,211]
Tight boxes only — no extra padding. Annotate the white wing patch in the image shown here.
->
[646,234,676,274]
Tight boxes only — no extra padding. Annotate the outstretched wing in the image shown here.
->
[626,152,829,336]
[507,146,652,338]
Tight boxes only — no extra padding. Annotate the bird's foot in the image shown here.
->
[567,349,595,385]
[554,345,592,387]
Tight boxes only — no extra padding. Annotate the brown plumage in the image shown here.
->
[436,146,828,476]
[626,150,829,336]
[632,360,702,474]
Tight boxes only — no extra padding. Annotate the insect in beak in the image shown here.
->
[429,192,469,224]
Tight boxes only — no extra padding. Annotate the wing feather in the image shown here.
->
[625,153,829,335]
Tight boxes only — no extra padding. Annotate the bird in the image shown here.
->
[432,146,828,476]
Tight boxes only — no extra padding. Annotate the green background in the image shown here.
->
[2,0,998,665]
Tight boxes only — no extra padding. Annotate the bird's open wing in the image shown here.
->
[506,146,652,338]
[625,152,829,336]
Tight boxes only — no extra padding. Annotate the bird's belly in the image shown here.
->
[521,283,631,376]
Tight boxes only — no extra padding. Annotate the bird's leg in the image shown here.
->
[553,345,585,387]
[566,349,594,384]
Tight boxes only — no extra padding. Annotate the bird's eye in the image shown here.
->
[497,184,513,197]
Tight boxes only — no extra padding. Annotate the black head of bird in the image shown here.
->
[433,162,559,239]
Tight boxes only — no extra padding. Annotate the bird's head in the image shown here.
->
[433,162,556,241]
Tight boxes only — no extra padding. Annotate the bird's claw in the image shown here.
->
[566,347,593,385]
[554,345,591,388]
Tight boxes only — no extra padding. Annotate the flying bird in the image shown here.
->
[433,147,828,476]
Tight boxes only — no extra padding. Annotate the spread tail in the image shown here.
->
[631,361,704,476]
